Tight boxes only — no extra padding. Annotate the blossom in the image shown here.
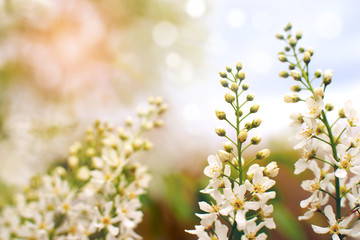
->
[304,96,323,119]
[311,205,353,239]
[204,155,223,179]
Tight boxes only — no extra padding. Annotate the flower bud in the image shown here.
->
[264,162,279,177]
[238,71,245,80]
[124,144,133,158]
[154,119,164,127]
[339,109,346,118]
[220,79,229,87]
[236,109,243,117]
[284,93,300,103]
[296,31,302,40]
[289,37,297,47]
[290,85,301,92]
[284,22,292,31]
[307,47,314,56]
[314,69,322,78]
[133,139,144,151]
[298,47,305,53]
[68,156,79,169]
[250,104,260,113]
[278,54,287,62]
[218,150,231,162]
[314,87,324,99]
[231,83,239,92]
[77,166,90,181]
[276,34,284,40]
[215,127,226,137]
[215,110,226,120]
[303,51,311,64]
[247,94,255,101]
[86,148,96,157]
[226,66,232,73]
[54,166,66,176]
[285,46,291,52]
[242,82,249,90]
[236,62,243,71]
[323,69,333,85]
[144,140,154,150]
[325,103,334,111]
[238,130,248,143]
[290,70,301,81]
[219,71,227,78]
[251,136,262,145]
[256,149,271,160]
[244,122,252,130]
[252,118,262,128]
[223,141,233,153]
[279,71,289,78]
[288,64,296,70]
[225,93,235,103]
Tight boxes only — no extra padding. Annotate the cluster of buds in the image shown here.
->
[0,97,167,240]
[187,63,278,239]
[277,23,360,239]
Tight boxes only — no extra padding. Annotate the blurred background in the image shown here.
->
[1,0,360,239]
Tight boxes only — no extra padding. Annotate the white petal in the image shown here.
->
[335,169,347,179]
[311,224,330,234]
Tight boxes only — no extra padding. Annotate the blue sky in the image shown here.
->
[171,0,360,142]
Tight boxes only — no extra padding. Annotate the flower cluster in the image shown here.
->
[0,97,167,240]
[277,23,360,239]
[187,63,278,240]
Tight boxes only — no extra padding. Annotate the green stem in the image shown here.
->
[320,110,341,220]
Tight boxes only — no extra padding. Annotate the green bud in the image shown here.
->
[225,93,235,103]
[231,83,239,92]
[339,109,346,118]
[289,37,297,47]
[250,104,260,113]
[236,62,243,71]
[325,103,334,112]
[251,136,262,145]
[284,93,300,103]
[314,69,322,78]
[242,82,249,90]
[256,149,271,160]
[303,51,311,64]
[238,72,245,80]
[244,122,252,130]
[219,71,227,78]
[276,33,284,40]
[296,31,302,40]
[226,66,232,73]
[223,141,233,153]
[290,85,301,92]
[252,118,262,128]
[284,22,292,31]
[289,64,296,70]
[236,109,243,117]
[290,70,301,81]
[285,46,291,52]
[215,110,226,120]
[307,47,314,56]
[220,79,229,87]
[278,54,287,62]
[298,47,305,53]
[215,127,226,137]
[247,94,255,101]
[279,71,289,78]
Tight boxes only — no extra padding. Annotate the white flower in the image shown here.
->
[204,155,223,179]
[344,100,358,127]
[92,201,121,236]
[241,218,267,240]
[305,96,323,119]
[311,205,353,239]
